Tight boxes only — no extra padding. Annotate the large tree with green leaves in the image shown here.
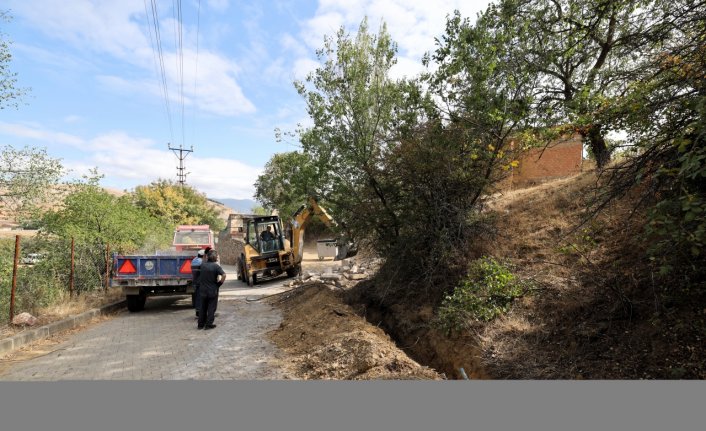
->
[40,174,170,253]
[0,145,64,225]
[293,18,410,246]
[473,0,664,168]
[597,0,706,275]
[131,179,225,232]
[254,151,320,219]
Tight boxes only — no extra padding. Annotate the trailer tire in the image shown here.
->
[127,294,146,312]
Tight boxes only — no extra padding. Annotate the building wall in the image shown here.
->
[511,134,583,187]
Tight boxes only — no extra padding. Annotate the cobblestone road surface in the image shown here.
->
[0,266,296,380]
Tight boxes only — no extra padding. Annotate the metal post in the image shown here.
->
[104,243,110,292]
[70,237,75,298]
[10,235,20,321]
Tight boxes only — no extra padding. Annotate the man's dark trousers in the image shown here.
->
[198,290,218,327]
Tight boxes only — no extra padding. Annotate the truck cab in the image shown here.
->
[172,225,215,252]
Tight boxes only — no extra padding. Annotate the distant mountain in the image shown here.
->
[211,198,259,214]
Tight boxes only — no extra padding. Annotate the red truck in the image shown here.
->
[172,225,215,252]
[111,225,216,312]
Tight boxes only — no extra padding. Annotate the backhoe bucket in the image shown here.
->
[334,242,358,260]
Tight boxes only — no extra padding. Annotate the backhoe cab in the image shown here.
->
[238,215,298,286]
[237,198,356,286]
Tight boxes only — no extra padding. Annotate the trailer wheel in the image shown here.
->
[127,294,146,312]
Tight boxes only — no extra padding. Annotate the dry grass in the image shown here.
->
[471,169,706,379]
[0,287,124,339]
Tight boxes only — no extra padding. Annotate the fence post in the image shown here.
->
[70,237,75,298]
[104,243,110,292]
[10,235,20,322]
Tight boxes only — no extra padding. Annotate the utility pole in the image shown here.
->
[168,143,193,186]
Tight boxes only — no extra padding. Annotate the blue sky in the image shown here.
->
[1,0,489,200]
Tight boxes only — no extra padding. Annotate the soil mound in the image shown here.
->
[268,283,442,380]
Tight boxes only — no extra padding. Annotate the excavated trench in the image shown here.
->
[344,291,488,380]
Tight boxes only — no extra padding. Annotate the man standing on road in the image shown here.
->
[191,249,205,318]
[198,249,226,330]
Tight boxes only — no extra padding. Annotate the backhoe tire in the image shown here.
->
[239,257,248,284]
[286,263,301,278]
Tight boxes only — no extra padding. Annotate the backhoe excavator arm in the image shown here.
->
[289,197,353,263]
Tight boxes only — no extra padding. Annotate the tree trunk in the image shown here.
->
[583,124,611,170]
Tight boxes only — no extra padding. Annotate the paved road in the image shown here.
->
[0,265,296,380]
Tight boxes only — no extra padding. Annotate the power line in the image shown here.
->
[145,0,174,143]
[172,0,185,148]
[191,0,202,150]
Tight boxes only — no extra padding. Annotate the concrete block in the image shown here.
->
[11,331,38,347]
[0,338,14,356]
[45,318,75,334]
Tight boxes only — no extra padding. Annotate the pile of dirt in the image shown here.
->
[267,283,442,380]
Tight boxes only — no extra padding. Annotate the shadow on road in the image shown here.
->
[140,296,193,314]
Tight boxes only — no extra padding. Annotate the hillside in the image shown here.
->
[329,171,706,379]
[212,198,258,214]
[1,186,233,233]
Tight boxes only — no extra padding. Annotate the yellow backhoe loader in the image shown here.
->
[237,197,355,286]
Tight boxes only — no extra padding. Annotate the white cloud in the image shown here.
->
[8,0,256,117]
[0,122,85,147]
[281,33,309,59]
[298,0,491,79]
[0,122,259,199]
[207,0,230,13]
[6,0,149,61]
[292,58,320,80]
[87,134,261,199]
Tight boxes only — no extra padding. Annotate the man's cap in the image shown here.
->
[197,249,205,256]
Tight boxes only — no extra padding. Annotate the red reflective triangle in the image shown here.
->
[118,260,137,274]
[179,260,192,274]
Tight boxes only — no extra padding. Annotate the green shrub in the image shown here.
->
[436,257,528,332]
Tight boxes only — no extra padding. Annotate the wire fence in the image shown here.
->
[1,235,112,322]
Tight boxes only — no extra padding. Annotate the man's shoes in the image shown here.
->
[197,326,204,330]
[204,324,217,330]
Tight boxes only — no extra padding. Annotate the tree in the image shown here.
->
[294,18,407,245]
[250,206,269,216]
[475,0,663,169]
[254,151,319,218]
[597,0,706,276]
[0,145,64,225]
[40,174,171,253]
[1,11,28,109]
[131,179,225,232]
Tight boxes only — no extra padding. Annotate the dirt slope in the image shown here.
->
[270,171,706,379]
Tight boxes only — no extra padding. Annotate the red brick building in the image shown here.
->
[508,133,584,187]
